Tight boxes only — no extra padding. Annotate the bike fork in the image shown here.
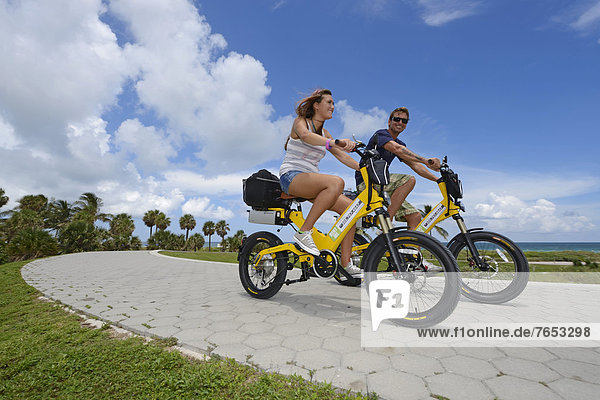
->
[455,216,484,267]
[376,209,407,272]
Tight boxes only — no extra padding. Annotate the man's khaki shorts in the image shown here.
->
[357,173,419,222]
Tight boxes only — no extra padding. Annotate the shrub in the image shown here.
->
[58,221,102,253]
[147,230,185,250]
[7,228,58,261]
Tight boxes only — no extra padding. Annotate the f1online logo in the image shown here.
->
[369,280,411,331]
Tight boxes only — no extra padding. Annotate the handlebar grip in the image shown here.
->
[334,139,340,146]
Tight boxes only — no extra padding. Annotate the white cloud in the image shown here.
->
[0,116,22,150]
[0,0,287,227]
[416,0,480,26]
[336,100,388,140]
[182,197,234,220]
[0,0,129,153]
[473,193,594,233]
[571,1,600,31]
[162,170,248,196]
[110,0,285,174]
[114,119,177,174]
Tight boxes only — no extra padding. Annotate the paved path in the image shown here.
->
[22,251,600,400]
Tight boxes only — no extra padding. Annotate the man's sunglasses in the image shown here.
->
[391,117,409,124]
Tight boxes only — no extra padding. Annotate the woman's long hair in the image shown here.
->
[284,88,332,150]
[295,88,332,119]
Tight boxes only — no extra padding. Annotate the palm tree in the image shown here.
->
[418,204,449,239]
[143,209,160,236]
[46,199,75,235]
[179,214,196,240]
[184,233,205,252]
[74,192,112,224]
[0,188,9,209]
[202,221,216,251]
[155,212,170,231]
[17,194,48,213]
[215,220,230,251]
[109,213,135,237]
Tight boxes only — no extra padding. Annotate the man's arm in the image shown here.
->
[403,160,438,181]
[382,141,440,171]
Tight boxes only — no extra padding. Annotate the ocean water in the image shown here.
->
[515,242,600,252]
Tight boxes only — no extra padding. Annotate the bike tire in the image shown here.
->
[239,231,288,299]
[362,230,461,328]
[334,233,368,286]
[448,231,529,304]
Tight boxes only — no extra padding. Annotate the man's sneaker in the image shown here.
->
[344,263,363,278]
[293,230,320,256]
[423,260,444,272]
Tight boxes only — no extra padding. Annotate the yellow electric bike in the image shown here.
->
[356,157,530,304]
[239,142,461,328]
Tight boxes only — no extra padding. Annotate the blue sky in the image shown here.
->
[1,0,599,243]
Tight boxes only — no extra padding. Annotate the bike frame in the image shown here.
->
[414,179,463,235]
[252,167,391,266]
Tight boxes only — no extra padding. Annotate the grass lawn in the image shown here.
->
[0,260,375,399]
[161,250,600,284]
[160,250,238,264]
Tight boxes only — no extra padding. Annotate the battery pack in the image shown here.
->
[248,209,287,226]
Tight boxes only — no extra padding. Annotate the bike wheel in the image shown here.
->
[363,230,461,328]
[334,233,368,286]
[449,231,529,304]
[239,231,288,299]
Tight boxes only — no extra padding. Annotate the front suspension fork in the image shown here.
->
[376,208,408,272]
[455,216,484,268]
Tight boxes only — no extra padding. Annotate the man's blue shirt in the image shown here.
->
[355,129,406,186]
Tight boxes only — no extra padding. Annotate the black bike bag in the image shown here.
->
[243,169,290,210]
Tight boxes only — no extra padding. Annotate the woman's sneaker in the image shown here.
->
[344,262,363,278]
[293,230,320,255]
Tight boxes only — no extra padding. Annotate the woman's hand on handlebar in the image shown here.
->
[333,138,356,152]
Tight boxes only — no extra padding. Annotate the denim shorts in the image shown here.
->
[279,170,303,194]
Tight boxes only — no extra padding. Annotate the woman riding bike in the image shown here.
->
[279,88,362,276]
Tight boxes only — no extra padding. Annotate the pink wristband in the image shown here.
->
[326,139,331,150]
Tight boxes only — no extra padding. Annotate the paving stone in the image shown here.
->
[342,351,390,373]
[546,359,600,384]
[492,357,560,382]
[453,347,505,360]
[547,377,600,400]
[426,373,495,400]
[325,368,368,394]
[322,336,362,353]
[206,330,248,346]
[293,349,341,370]
[207,319,244,332]
[281,334,322,352]
[239,321,274,334]
[248,346,296,370]
[244,332,284,349]
[147,325,181,338]
[367,369,428,400]
[390,353,444,377]
[546,347,600,364]
[484,375,562,400]
[234,312,268,323]
[272,322,309,337]
[500,347,557,362]
[212,343,255,364]
[441,355,499,380]
[307,324,345,338]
